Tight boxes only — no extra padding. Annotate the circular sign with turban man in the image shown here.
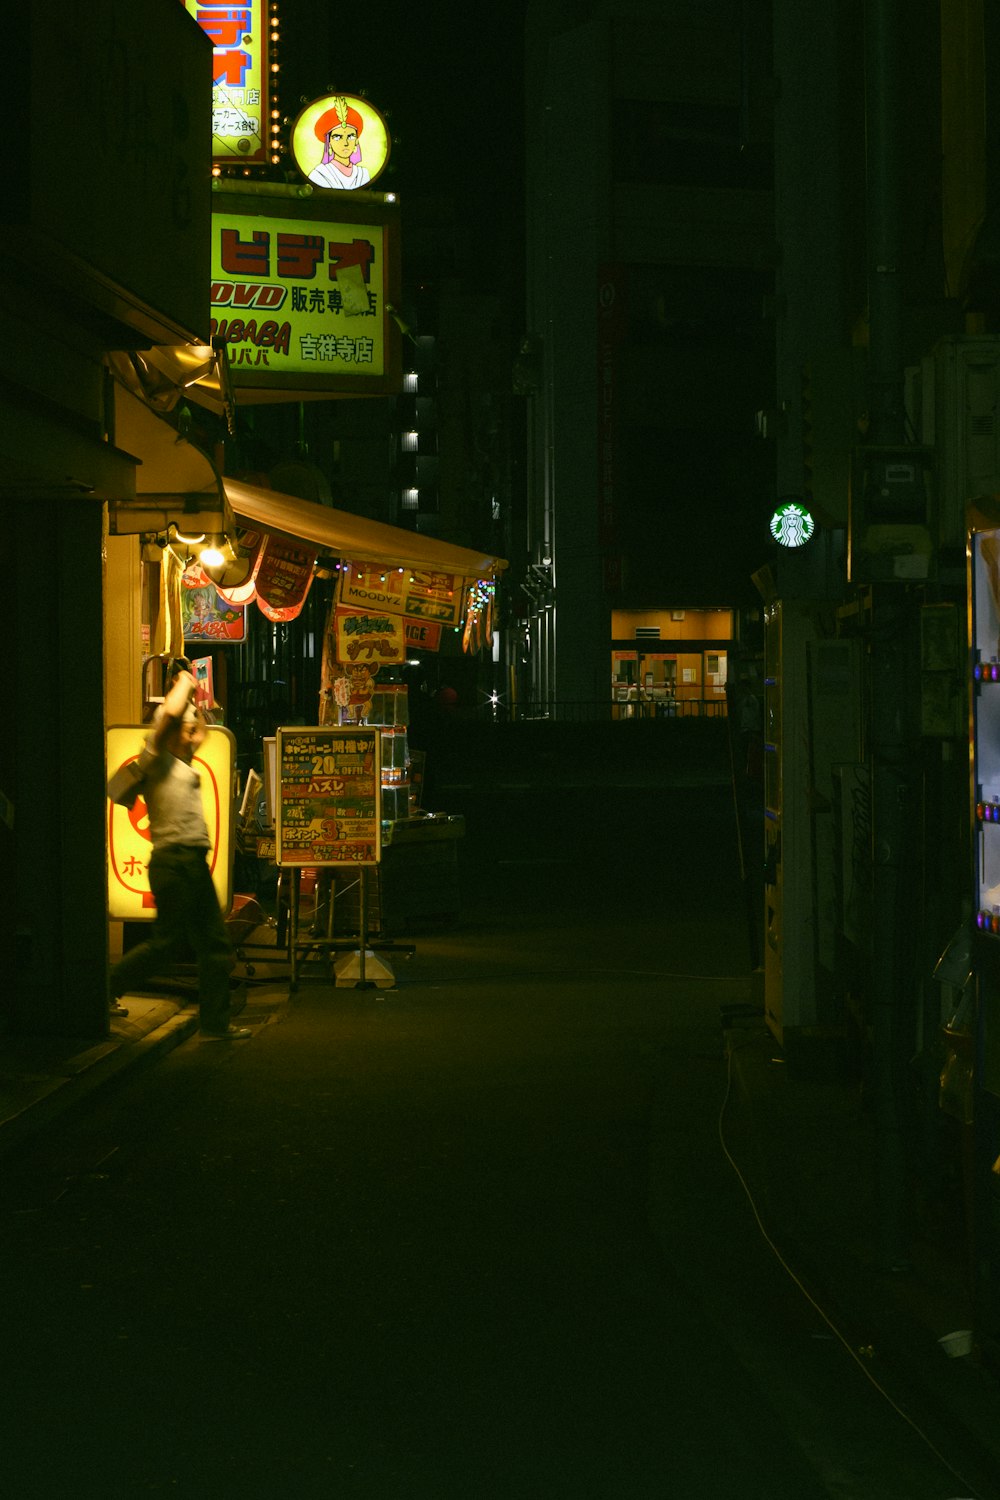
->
[291,94,391,191]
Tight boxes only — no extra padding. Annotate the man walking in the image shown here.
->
[109,661,249,1041]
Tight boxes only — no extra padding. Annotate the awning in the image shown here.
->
[107,379,232,537]
[107,346,235,426]
[225,478,508,580]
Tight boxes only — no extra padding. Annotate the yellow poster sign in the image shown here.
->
[106,725,235,921]
[211,210,387,382]
[183,0,269,165]
[210,189,401,397]
[276,727,381,867]
[334,605,405,666]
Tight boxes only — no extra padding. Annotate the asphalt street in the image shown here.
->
[0,724,987,1498]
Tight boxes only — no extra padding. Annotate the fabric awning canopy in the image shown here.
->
[107,379,232,537]
[225,478,508,580]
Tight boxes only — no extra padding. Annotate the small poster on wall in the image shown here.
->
[181,580,247,644]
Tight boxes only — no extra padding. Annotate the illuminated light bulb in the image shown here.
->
[200,544,226,568]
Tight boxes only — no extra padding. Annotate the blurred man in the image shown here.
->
[108,661,249,1040]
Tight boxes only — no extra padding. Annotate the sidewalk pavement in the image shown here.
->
[0,924,293,1160]
[723,1008,1000,1500]
[2,942,999,1496]
[0,994,201,1159]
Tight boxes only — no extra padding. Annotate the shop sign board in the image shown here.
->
[275,727,381,867]
[182,0,270,165]
[209,192,401,397]
[338,560,463,628]
[106,725,236,921]
[333,605,406,665]
[404,619,442,652]
[290,94,392,191]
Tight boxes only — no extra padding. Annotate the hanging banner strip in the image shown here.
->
[254,533,317,618]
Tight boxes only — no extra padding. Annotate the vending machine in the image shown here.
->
[967,501,1000,1363]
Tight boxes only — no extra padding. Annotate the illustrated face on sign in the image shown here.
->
[327,122,360,166]
[311,98,369,187]
[290,93,391,191]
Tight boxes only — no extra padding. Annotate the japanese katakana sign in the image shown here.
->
[275,727,381,867]
[337,560,464,628]
[333,606,406,666]
[210,190,401,397]
[183,1,270,165]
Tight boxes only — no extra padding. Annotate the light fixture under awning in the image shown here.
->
[224,477,508,579]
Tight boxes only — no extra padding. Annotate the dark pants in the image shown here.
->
[111,845,233,1034]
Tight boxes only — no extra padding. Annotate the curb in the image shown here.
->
[0,1007,200,1160]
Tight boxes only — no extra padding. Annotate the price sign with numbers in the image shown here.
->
[275,726,381,867]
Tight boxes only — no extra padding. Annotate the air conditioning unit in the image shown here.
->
[909,336,1000,555]
[847,445,935,584]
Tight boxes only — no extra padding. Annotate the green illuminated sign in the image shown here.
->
[770,500,815,548]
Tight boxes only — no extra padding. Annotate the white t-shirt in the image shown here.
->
[140,710,210,851]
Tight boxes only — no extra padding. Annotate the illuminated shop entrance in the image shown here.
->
[610,608,733,718]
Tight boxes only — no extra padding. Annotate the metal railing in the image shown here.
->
[474,697,729,724]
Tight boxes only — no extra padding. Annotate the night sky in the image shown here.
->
[276,1,525,263]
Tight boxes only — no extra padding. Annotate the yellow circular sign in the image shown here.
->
[291,94,391,191]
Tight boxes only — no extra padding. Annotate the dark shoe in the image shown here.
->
[201,1025,252,1041]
